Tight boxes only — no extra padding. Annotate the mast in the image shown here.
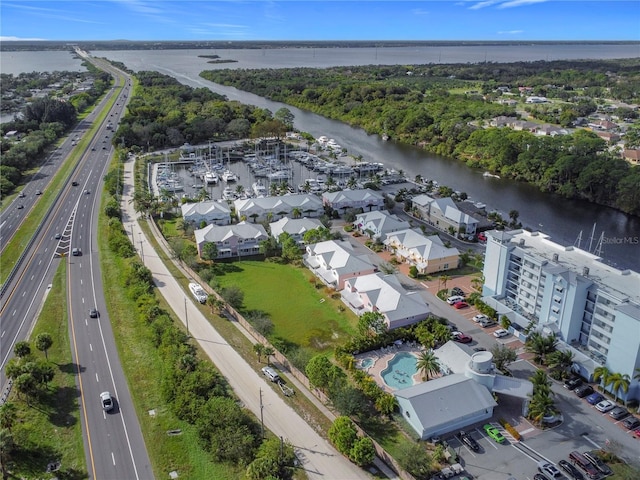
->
[587,223,597,253]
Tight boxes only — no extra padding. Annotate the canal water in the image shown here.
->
[3,47,639,269]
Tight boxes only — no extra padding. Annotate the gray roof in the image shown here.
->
[194,221,268,244]
[323,188,384,205]
[181,200,230,217]
[395,374,497,431]
[270,217,323,239]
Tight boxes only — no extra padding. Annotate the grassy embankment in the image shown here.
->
[0,81,123,286]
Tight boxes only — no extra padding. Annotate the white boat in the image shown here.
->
[204,171,219,184]
[483,171,501,179]
[267,170,290,181]
[252,181,267,196]
[222,170,237,182]
[222,187,237,200]
[189,282,208,304]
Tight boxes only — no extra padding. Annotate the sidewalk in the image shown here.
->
[120,156,380,480]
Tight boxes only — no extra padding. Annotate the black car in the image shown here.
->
[622,416,640,429]
[72,181,79,186]
[17,204,24,209]
[574,384,594,398]
[583,451,613,476]
[451,287,465,297]
[89,308,98,318]
[558,459,584,480]
[564,377,583,390]
[457,430,479,451]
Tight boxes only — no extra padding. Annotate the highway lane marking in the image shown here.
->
[30,275,35,281]
[0,331,4,338]
[96,373,99,383]
[80,279,83,285]
[89,343,93,351]
[112,452,116,466]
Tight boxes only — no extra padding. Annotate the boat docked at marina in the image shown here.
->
[222,186,237,200]
[252,181,267,197]
[222,170,237,182]
[204,171,219,184]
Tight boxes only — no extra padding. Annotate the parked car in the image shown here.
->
[558,459,584,480]
[594,399,615,412]
[452,332,473,343]
[609,406,629,420]
[453,301,469,309]
[451,287,465,297]
[473,314,488,323]
[582,451,613,476]
[569,451,600,479]
[574,385,594,398]
[100,391,114,411]
[447,295,465,305]
[477,233,487,242]
[564,377,583,390]
[533,475,551,480]
[493,329,509,338]
[473,347,487,352]
[622,416,640,429]
[457,430,479,451]
[537,461,563,479]
[586,392,605,405]
[483,424,505,444]
[479,319,497,328]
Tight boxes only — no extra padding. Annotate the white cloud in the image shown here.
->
[498,0,548,8]
[411,9,430,16]
[497,30,525,34]
[0,36,46,41]
[468,0,502,10]
[467,0,548,9]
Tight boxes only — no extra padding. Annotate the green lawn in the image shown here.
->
[215,260,358,352]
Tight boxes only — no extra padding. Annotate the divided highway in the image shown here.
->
[0,59,152,479]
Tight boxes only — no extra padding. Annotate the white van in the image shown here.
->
[446,295,464,305]
[261,366,280,383]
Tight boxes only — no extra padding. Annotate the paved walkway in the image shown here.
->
[121,157,377,480]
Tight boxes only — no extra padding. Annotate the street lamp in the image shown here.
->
[184,296,189,336]
[138,239,144,262]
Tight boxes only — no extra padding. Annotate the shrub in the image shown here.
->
[498,419,521,441]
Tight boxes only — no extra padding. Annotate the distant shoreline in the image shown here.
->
[2,39,639,52]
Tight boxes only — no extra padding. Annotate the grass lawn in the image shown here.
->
[7,262,87,479]
[215,260,358,353]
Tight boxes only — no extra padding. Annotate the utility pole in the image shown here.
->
[259,388,264,439]
[184,297,189,336]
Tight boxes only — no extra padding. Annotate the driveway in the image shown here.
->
[121,158,373,480]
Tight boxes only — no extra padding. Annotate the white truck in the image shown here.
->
[189,282,207,304]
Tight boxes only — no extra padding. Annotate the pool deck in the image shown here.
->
[356,342,441,394]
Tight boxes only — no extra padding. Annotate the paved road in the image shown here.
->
[120,157,373,480]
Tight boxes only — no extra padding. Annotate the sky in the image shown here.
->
[1,1,639,42]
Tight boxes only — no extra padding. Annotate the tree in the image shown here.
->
[397,442,433,478]
[253,343,266,363]
[0,428,14,480]
[207,295,224,315]
[221,285,244,309]
[593,366,613,393]
[13,341,31,358]
[274,107,295,129]
[279,233,301,263]
[438,274,450,291]
[262,346,275,366]
[374,392,398,416]
[350,437,375,466]
[34,333,53,360]
[546,349,574,376]
[0,403,17,432]
[357,311,387,337]
[246,436,296,480]
[291,207,302,219]
[201,242,218,261]
[416,350,440,381]
[306,355,344,391]
[328,416,357,455]
[491,344,517,372]
[524,332,557,365]
[259,236,280,258]
[14,373,37,404]
[609,372,630,403]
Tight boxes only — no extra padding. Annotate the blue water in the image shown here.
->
[359,358,375,369]
[381,352,418,390]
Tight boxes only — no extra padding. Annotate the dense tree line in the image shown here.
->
[115,71,288,151]
[0,67,111,197]
[201,60,640,215]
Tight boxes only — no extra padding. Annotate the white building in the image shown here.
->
[341,273,430,329]
[181,200,232,226]
[384,229,460,274]
[354,210,411,240]
[269,217,324,244]
[411,195,478,237]
[194,221,268,259]
[304,240,376,289]
[482,229,640,402]
[322,188,385,214]
[234,194,324,223]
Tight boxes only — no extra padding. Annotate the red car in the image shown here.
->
[453,301,469,309]
[477,233,487,242]
[452,332,472,343]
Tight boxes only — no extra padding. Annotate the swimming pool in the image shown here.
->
[381,352,418,390]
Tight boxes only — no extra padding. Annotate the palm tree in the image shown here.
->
[593,366,613,393]
[263,346,275,366]
[609,373,630,403]
[528,392,556,424]
[530,369,552,394]
[439,274,450,291]
[546,349,574,376]
[291,207,302,219]
[416,350,440,381]
[524,332,558,365]
[0,403,17,432]
[253,343,266,363]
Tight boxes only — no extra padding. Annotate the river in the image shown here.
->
[2,45,639,270]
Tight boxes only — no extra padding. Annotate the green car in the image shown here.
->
[483,424,506,443]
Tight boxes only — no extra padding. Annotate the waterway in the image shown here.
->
[2,46,639,270]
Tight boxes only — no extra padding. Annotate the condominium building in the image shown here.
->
[482,229,640,402]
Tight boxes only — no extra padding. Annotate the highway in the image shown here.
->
[0,56,152,479]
